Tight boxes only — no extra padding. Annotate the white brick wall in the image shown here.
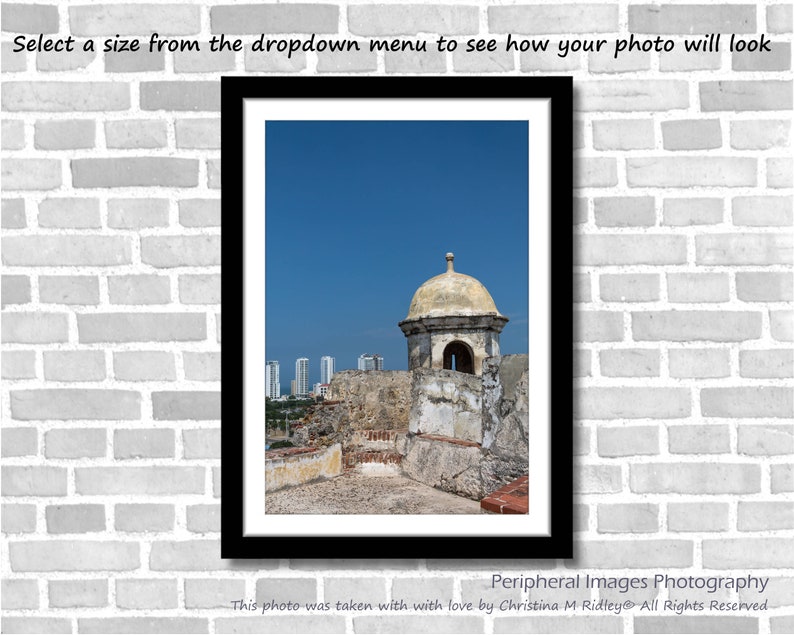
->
[1,1,792,633]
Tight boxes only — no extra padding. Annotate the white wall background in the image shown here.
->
[1,1,792,633]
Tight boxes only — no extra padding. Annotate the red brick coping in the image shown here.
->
[265,446,317,460]
[480,475,529,514]
[415,433,481,448]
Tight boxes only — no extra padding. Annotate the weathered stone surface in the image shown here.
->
[324,370,411,430]
[482,354,529,458]
[402,435,485,500]
[409,368,483,443]
[265,444,341,492]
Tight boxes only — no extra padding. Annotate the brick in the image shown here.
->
[140,81,220,111]
[579,387,690,419]
[2,466,66,496]
[384,50,446,74]
[184,352,221,381]
[76,467,204,495]
[573,349,591,378]
[2,198,26,228]
[738,502,794,531]
[11,389,140,420]
[213,466,220,497]
[109,275,171,304]
[349,5,476,35]
[598,503,658,533]
[2,313,68,343]
[731,119,790,149]
[39,276,99,305]
[217,617,345,634]
[663,197,722,226]
[46,504,105,534]
[107,198,170,229]
[78,313,206,343]
[701,80,792,111]
[0,618,71,634]
[105,120,167,149]
[183,428,220,458]
[592,119,653,150]
[2,158,61,190]
[174,48,235,73]
[669,349,730,379]
[212,4,338,34]
[593,196,654,227]
[2,504,36,533]
[576,157,617,187]
[3,235,131,266]
[667,273,729,303]
[703,538,794,568]
[574,311,623,342]
[768,158,793,188]
[633,311,761,341]
[600,349,659,377]
[179,199,219,227]
[2,119,25,149]
[2,579,38,609]
[772,310,794,341]
[150,539,252,571]
[631,463,760,494]
[697,233,792,265]
[773,465,793,493]
[45,428,105,459]
[702,387,793,418]
[578,80,688,111]
[2,42,27,72]
[318,49,379,73]
[142,236,220,267]
[38,197,101,229]
[635,617,756,634]
[733,195,792,226]
[244,46,306,72]
[1,428,37,457]
[572,274,590,303]
[768,4,793,33]
[668,502,729,532]
[116,579,178,609]
[185,579,246,608]
[738,425,794,456]
[461,577,520,605]
[43,350,105,381]
[569,540,692,569]
[575,465,622,494]
[114,429,175,459]
[589,49,649,74]
[72,158,198,188]
[578,235,686,265]
[2,82,129,111]
[391,577,454,604]
[2,3,59,33]
[520,48,581,73]
[629,5,755,33]
[599,274,660,302]
[186,504,220,533]
[734,42,791,71]
[37,49,96,72]
[176,119,220,149]
[1,274,31,306]
[572,197,587,224]
[69,4,199,34]
[180,274,221,304]
[2,350,36,379]
[34,120,94,150]
[489,5,616,34]
[106,49,169,73]
[115,504,175,532]
[207,159,220,189]
[114,351,176,381]
[598,426,659,456]
[79,618,208,634]
[49,580,107,608]
[153,392,221,420]
[668,425,730,454]
[662,119,721,150]
[740,577,794,608]
[627,156,755,187]
[740,349,793,378]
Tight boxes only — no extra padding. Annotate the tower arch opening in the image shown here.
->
[443,341,474,374]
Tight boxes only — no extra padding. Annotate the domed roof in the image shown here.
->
[404,253,505,320]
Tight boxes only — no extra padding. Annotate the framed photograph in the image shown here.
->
[221,77,572,558]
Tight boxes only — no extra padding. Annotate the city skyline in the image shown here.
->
[270,353,383,394]
[265,121,529,383]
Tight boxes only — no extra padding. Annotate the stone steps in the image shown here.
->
[343,428,407,472]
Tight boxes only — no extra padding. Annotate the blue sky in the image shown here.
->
[265,120,528,392]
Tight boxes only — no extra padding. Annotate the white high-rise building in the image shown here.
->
[358,354,384,371]
[265,360,280,399]
[320,356,335,385]
[295,357,309,398]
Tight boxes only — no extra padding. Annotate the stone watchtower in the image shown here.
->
[398,253,509,376]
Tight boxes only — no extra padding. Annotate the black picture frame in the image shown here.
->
[221,77,573,559]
